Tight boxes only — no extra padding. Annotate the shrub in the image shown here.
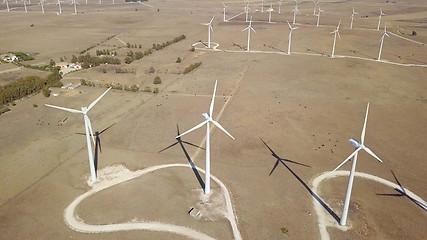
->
[153,87,159,94]
[142,86,151,92]
[33,104,38,107]
[189,46,195,52]
[0,107,10,115]
[130,84,139,92]
[176,57,182,63]
[42,87,51,97]
[153,76,161,84]
[183,62,202,74]
[148,67,155,73]
[280,227,288,234]
[102,69,107,73]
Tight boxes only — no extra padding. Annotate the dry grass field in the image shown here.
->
[0,0,426,239]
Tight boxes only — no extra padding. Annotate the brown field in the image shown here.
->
[0,0,426,239]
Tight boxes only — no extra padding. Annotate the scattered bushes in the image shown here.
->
[13,52,34,61]
[153,87,159,94]
[183,62,202,74]
[153,76,161,84]
[115,68,136,74]
[143,86,151,92]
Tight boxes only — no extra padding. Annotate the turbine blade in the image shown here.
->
[209,80,217,117]
[176,120,208,139]
[209,15,214,24]
[333,148,361,172]
[211,120,235,140]
[87,87,112,112]
[376,193,404,197]
[361,103,369,144]
[391,170,402,188]
[269,160,280,176]
[85,115,96,146]
[363,146,383,162]
[157,142,178,153]
[282,158,311,168]
[99,122,116,135]
[287,20,292,29]
[45,104,82,114]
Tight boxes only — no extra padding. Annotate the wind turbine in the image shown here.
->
[38,0,44,14]
[71,0,78,15]
[242,16,256,52]
[176,81,234,195]
[377,22,389,61]
[316,6,324,27]
[267,3,274,23]
[201,15,214,48]
[377,8,385,31]
[330,21,341,58]
[23,0,28,13]
[291,6,299,24]
[332,103,383,226]
[260,0,264,13]
[244,2,250,22]
[278,0,282,14]
[313,0,319,15]
[45,87,112,182]
[99,0,101,4]
[223,3,227,22]
[350,8,358,29]
[3,0,10,12]
[287,20,298,55]
[57,0,62,15]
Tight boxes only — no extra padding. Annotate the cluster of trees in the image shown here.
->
[71,54,121,68]
[80,35,116,54]
[126,43,143,49]
[80,79,139,92]
[183,62,202,74]
[0,68,63,106]
[115,68,136,74]
[13,52,35,61]
[96,49,117,56]
[152,34,186,50]
[124,49,153,64]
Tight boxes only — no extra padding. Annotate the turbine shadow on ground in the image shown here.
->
[260,138,341,223]
[158,125,205,190]
[376,170,427,213]
[77,123,116,173]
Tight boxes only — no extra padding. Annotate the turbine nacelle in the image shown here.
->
[202,113,211,120]
[348,138,361,148]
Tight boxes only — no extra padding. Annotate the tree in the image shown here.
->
[49,59,55,67]
[71,55,78,63]
[176,57,182,63]
[153,76,161,84]
[42,87,51,97]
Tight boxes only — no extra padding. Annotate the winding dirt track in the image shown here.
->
[64,163,242,240]
[311,170,427,240]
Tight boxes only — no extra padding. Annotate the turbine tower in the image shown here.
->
[330,21,341,58]
[223,3,228,22]
[377,8,385,31]
[242,16,256,52]
[71,0,78,15]
[38,0,44,13]
[313,0,319,15]
[260,0,264,13]
[45,88,112,182]
[316,6,324,27]
[3,0,10,12]
[350,8,358,29]
[287,20,298,55]
[23,0,28,13]
[278,0,282,14]
[176,81,234,195]
[244,2,250,22]
[377,22,389,61]
[267,3,274,23]
[332,103,383,226]
[57,0,63,15]
[202,15,214,48]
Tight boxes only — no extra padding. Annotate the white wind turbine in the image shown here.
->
[377,8,385,31]
[330,21,341,58]
[332,103,383,226]
[38,0,44,13]
[260,0,264,13]
[244,2,250,22]
[242,16,256,52]
[291,6,299,24]
[3,0,10,12]
[45,88,112,182]
[99,0,101,4]
[223,3,228,22]
[377,22,389,61]
[350,8,358,29]
[202,15,214,48]
[57,0,63,15]
[278,0,282,14]
[267,3,274,23]
[287,20,298,55]
[316,6,324,27]
[71,0,78,15]
[176,81,234,195]
[23,0,28,13]
[313,0,318,15]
